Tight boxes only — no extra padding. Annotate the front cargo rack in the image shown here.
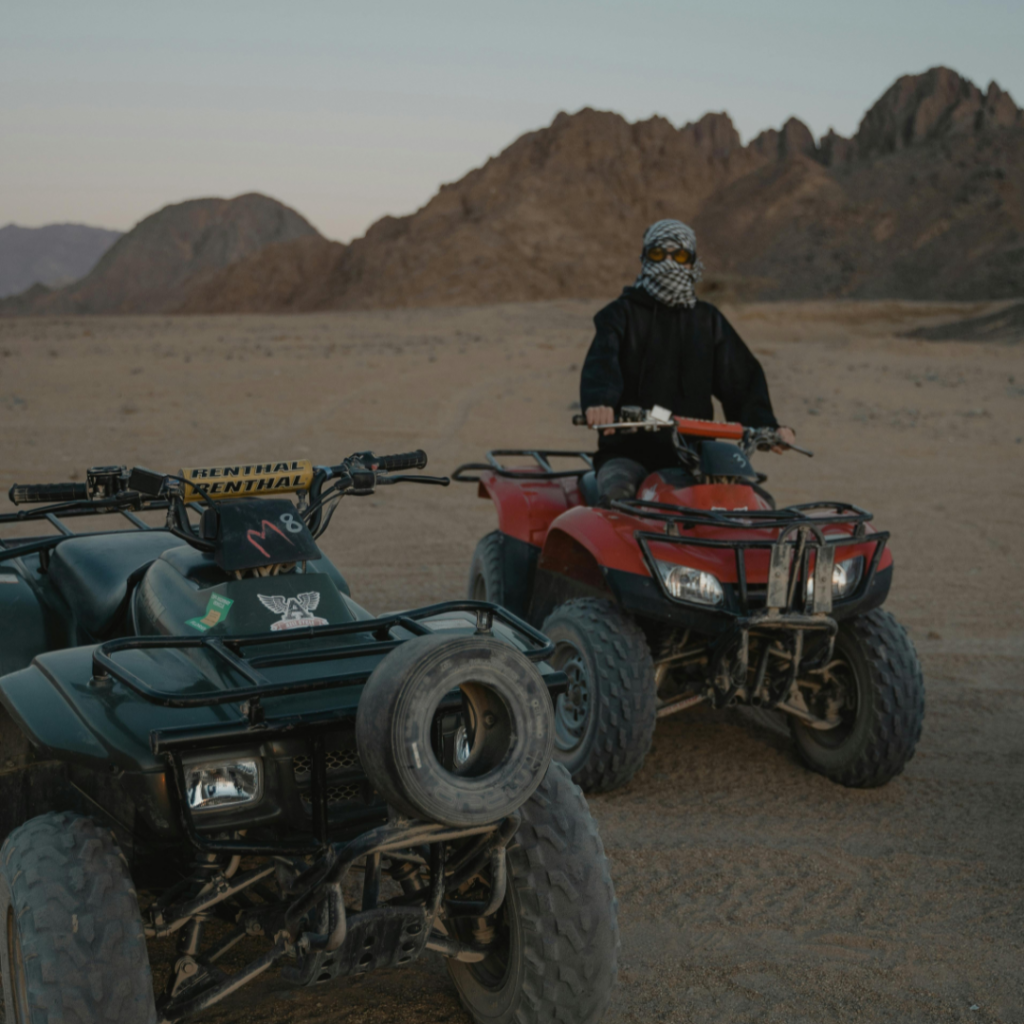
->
[94,600,555,723]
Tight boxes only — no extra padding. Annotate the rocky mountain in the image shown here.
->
[1,194,319,314]
[5,67,1021,315]
[0,223,122,299]
[182,66,1022,311]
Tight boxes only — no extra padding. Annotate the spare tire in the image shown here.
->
[357,634,554,827]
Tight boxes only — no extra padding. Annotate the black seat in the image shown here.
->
[49,532,187,638]
[578,470,600,507]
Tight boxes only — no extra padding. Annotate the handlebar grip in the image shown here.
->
[376,450,428,472]
[572,414,587,426]
[9,482,88,505]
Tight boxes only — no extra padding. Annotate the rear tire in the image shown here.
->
[541,598,657,792]
[790,608,924,787]
[445,762,618,1024]
[468,531,505,605]
[0,812,156,1024]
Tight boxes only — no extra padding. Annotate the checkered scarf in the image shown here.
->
[634,219,704,308]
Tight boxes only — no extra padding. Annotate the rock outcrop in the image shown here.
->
[3,194,319,314]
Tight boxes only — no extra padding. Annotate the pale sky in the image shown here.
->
[3,0,1021,241]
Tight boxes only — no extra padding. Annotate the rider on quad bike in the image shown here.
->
[456,221,924,796]
[580,218,796,502]
[0,454,617,1024]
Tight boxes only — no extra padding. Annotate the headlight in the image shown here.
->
[185,759,261,811]
[654,559,724,606]
[806,556,864,603]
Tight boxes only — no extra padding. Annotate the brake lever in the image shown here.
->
[784,442,814,457]
[376,474,451,487]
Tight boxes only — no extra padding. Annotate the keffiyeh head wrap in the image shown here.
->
[635,219,704,308]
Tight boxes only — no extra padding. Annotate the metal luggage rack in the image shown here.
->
[0,495,170,563]
[618,500,890,617]
[453,449,594,482]
[95,600,557,723]
[612,497,875,532]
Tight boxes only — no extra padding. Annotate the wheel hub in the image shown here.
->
[553,645,591,750]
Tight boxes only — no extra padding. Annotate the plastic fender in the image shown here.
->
[0,658,110,766]
[0,565,53,676]
[539,507,651,578]
[478,471,582,547]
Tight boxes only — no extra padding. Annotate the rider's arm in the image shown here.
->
[711,310,779,429]
[580,301,627,414]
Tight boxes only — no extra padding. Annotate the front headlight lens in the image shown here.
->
[806,555,864,603]
[655,559,724,606]
[185,759,261,811]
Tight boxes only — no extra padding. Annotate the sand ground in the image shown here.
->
[0,299,1021,1024]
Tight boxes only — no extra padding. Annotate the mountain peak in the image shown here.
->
[854,66,1022,158]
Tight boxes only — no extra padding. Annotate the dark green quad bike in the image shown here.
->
[0,453,617,1024]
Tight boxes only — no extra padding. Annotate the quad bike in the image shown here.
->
[456,405,924,793]
[0,453,617,1024]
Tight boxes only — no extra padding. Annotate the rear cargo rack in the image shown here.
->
[0,494,173,564]
[453,449,594,482]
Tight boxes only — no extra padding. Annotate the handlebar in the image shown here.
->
[9,482,89,506]
[572,410,812,457]
[372,450,428,472]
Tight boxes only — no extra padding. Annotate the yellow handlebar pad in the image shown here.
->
[178,460,314,502]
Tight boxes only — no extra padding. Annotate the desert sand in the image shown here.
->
[0,299,1021,1023]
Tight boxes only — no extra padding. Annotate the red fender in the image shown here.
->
[539,507,651,579]
[476,472,583,548]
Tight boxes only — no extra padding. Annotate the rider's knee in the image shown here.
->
[596,458,647,501]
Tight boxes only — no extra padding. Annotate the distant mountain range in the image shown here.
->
[0,223,122,299]
[3,66,1021,315]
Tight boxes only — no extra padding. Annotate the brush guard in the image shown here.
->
[622,501,889,714]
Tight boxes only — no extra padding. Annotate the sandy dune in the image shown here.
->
[0,299,1021,1023]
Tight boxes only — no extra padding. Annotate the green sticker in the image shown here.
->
[186,593,234,633]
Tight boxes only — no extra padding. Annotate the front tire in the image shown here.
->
[0,812,156,1024]
[790,608,925,787]
[541,598,658,792]
[468,531,505,605]
[446,762,618,1024]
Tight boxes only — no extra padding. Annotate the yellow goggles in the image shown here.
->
[645,246,694,265]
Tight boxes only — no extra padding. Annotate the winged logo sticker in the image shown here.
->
[257,591,328,631]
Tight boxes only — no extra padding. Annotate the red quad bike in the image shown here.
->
[454,406,924,793]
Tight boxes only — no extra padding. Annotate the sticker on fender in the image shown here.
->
[186,593,235,633]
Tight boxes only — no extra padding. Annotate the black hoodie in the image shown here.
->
[579,287,778,470]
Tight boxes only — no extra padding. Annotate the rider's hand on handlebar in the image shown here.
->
[585,405,616,436]
[773,426,797,454]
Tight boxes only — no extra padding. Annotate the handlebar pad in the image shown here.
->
[572,414,587,426]
[9,482,89,505]
[376,450,428,472]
